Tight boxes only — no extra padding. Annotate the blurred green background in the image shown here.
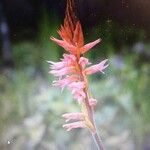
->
[0,0,150,150]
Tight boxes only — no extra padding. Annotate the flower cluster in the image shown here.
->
[49,54,108,102]
[48,0,109,132]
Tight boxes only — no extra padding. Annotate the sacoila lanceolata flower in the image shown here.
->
[48,0,108,149]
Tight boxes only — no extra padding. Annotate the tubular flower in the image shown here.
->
[89,98,98,107]
[62,112,84,122]
[84,59,109,75]
[48,0,109,142]
[62,121,86,132]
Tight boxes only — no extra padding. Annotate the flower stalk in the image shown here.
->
[48,0,108,149]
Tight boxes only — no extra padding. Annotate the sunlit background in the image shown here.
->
[0,0,150,150]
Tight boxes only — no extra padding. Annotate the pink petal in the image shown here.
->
[85,59,109,75]
[89,98,97,107]
[66,81,86,102]
[52,75,78,89]
[63,54,76,62]
[50,67,75,76]
[63,121,86,131]
[51,37,76,54]
[73,90,86,103]
[79,57,91,69]
[48,61,65,70]
[62,54,77,65]
[62,112,84,122]
[48,54,77,71]
[81,39,101,54]
[68,81,85,90]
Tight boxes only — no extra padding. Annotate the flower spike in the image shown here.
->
[48,0,108,149]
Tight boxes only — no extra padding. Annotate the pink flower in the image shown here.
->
[62,54,76,64]
[68,81,85,90]
[63,121,86,131]
[48,54,76,70]
[79,57,91,69]
[52,75,78,89]
[50,67,75,77]
[68,81,86,102]
[84,59,109,75]
[89,98,97,107]
[48,61,66,70]
[72,90,86,103]
[49,54,78,77]
[62,112,84,122]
